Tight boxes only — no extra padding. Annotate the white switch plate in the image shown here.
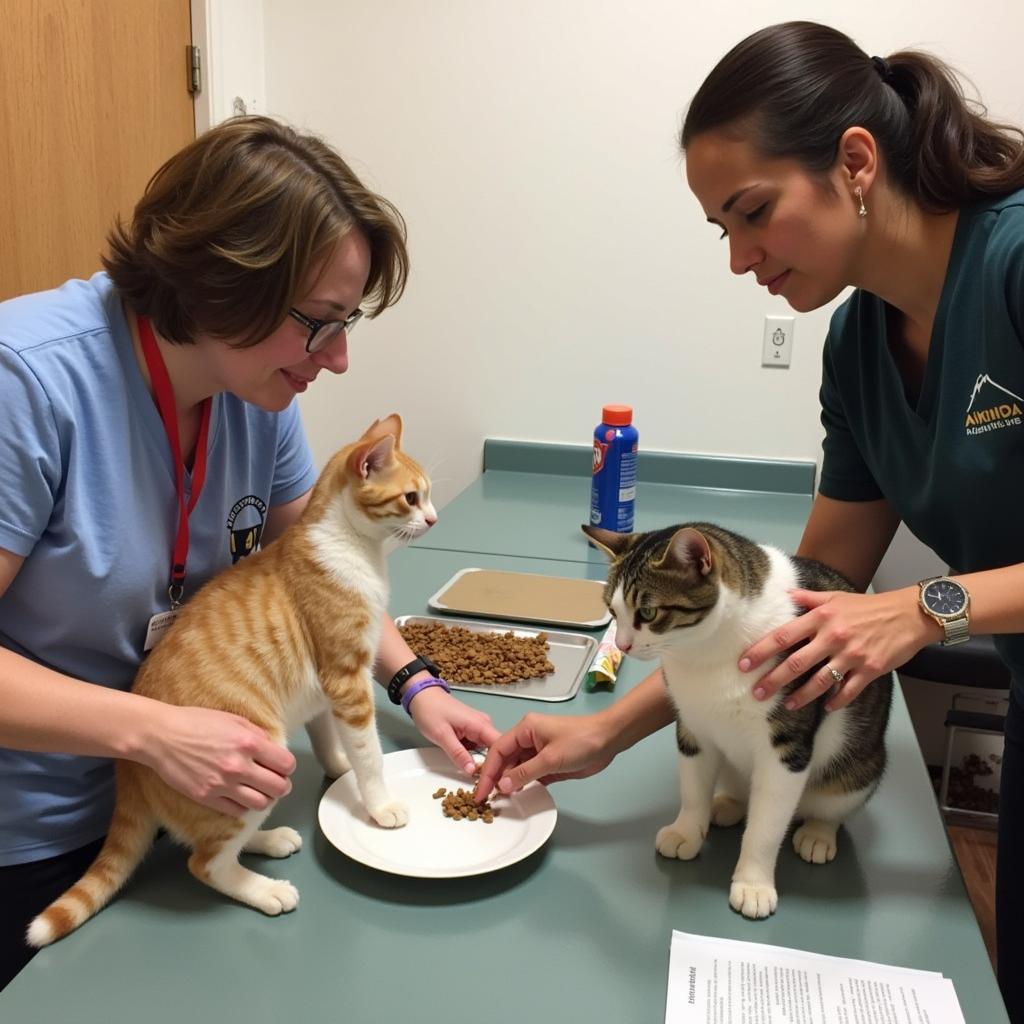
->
[762,315,794,368]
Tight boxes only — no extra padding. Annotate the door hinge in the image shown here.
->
[186,45,202,94]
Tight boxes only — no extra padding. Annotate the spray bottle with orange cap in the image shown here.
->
[589,404,638,533]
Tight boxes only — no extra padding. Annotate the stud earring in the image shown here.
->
[855,186,867,218]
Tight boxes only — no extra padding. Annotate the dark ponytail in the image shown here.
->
[680,21,1024,212]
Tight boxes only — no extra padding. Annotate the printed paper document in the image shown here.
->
[665,930,965,1024]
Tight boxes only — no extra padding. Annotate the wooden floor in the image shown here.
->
[948,822,998,969]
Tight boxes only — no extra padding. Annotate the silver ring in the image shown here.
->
[826,665,844,683]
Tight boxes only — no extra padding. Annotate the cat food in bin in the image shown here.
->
[393,615,597,702]
[397,620,554,684]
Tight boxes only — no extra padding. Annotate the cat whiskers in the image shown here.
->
[425,454,452,479]
[391,523,424,543]
[425,457,454,498]
[629,643,663,661]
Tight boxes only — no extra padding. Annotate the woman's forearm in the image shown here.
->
[945,562,1024,636]
[0,647,162,762]
[598,669,676,755]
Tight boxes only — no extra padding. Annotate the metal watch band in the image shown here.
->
[941,616,971,646]
[386,655,441,705]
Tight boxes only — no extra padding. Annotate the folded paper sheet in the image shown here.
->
[665,930,966,1024]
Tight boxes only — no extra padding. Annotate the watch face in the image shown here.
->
[923,579,967,616]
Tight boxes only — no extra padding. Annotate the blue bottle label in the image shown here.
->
[590,423,638,531]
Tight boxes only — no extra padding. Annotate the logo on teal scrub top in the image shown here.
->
[226,495,268,562]
[965,374,1024,436]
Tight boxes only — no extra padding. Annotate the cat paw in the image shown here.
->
[369,800,409,829]
[793,821,838,864]
[319,749,352,779]
[655,821,706,861]
[729,879,778,919]
[711,794,746,828]
[250,878,300,916]
[244,827,303,858]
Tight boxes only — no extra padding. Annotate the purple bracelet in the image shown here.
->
[400,676,451,716]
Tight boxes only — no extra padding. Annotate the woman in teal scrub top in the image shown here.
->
[478,22,1024,1020]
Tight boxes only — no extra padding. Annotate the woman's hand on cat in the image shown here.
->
[739,587,939,711]
[141,705,296,815]
[406,686,501,776]
[473,712,616,802]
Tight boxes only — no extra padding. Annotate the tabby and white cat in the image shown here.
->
[583,521,891,919]
[29,414,435,946]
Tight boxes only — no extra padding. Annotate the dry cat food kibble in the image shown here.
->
[397,621,555,685]
[433,787,499,823]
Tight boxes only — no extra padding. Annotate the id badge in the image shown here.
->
[144,609,179,652]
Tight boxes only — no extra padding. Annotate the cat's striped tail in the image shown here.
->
[26,770,157,947]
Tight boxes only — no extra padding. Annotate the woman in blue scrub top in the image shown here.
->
[0,115,498,988]
[478,22,1024,1020]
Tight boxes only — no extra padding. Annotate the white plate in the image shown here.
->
[317,748,557,879]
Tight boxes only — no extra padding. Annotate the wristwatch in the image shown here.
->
[387,655,442,705]
[917,576,971,646]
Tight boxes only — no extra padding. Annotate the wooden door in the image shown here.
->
[0,1,195,301]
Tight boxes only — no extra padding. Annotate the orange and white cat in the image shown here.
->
[28,413,435,946]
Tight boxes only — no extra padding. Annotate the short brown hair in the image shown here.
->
[104,116,408,346]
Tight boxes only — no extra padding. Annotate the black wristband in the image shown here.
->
[387,655,441,705]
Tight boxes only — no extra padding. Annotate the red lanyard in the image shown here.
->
[137,316,212,609]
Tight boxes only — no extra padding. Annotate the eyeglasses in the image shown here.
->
[288,306,364,354]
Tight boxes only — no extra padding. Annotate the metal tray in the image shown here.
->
[427,567,611,630]
[393,614,597,702]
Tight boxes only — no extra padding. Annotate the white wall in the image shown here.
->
[191,0,267,132]
[251,0,1024,510]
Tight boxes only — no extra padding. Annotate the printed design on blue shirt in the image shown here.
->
[965,374,1024,436]
[227,495,267,562]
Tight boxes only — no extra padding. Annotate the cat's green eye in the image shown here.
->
[404,492,419,506]
[637,607,658,623]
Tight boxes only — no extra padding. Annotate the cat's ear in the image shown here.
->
[347,434,396,480]
[657,528,713,576]
[581,524,632,560]
[360,413,404,448]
